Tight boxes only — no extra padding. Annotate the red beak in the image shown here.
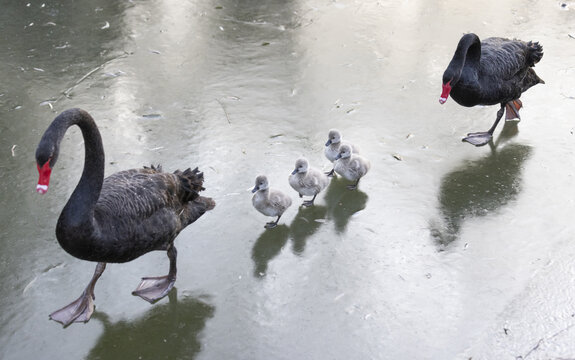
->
[37,162,52,194]
[439,81,452,104]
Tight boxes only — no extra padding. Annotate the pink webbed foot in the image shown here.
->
[132,275,175,303]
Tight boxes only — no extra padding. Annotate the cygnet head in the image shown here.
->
[335,144,352,160]
[325,129,342,146]
[291,158,309,175]
[252,175,269,193]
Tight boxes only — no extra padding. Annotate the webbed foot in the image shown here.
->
[264,221,278,229]
[132,275,175,303]
[50,262,106,327]
[302,200,314,207]
[49,289,95,327]
[462,132,493,147]
[325,169,335,177]
[505,100,522,121]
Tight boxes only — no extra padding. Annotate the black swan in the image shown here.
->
[439,33,544,146]
[35,108,215,326]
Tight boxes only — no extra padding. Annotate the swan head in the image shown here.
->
[325,129,342,146]
[291,158,309,175]
[440,48,464,104]
[252,175,269,193]
[335,144,352,160]
[35,127,61,194]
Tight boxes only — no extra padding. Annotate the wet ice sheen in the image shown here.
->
[1,0,575,360]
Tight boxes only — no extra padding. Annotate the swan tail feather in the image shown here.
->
[174,167,205,203]
[526,41,543,66]
[143,164,163,173]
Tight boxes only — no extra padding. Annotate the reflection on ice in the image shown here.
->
[289,204,328,255]
[431,138,532,247]
[86,291,214,360]
[323,177,369,234]
[251,224,290,278]
[250,204,329,278]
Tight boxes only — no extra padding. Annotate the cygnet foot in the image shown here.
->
[264,221,278,229]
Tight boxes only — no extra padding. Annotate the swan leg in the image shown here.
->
[325,168,336,177]
[49,262,106,327]
[463,104,505,147]
[132,245,177,303]
[505,99,522,121]
[302,194,318,207]
[265,216,281,229]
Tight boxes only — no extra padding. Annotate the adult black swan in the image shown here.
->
[35,108,215,327]
[439,33,544,146]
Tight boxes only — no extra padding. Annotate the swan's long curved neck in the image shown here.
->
[449,33,481,76]
[47,109,105,234]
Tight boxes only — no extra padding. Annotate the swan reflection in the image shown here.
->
[86,290,214,360]
[431,139,532,247]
